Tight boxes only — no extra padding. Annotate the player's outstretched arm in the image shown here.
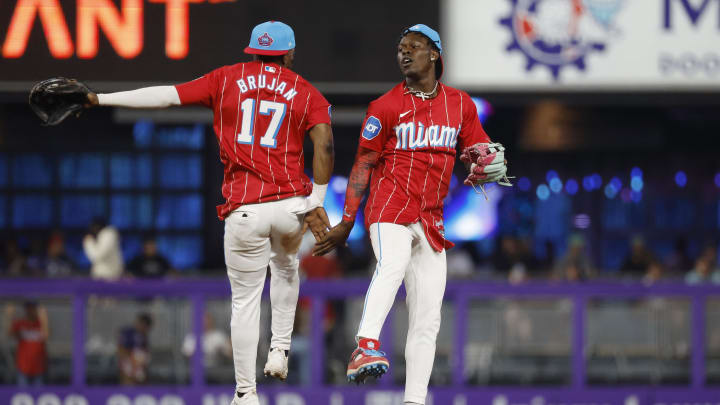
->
[303,123,335,241]
[88,86,182,109]
[29,78,184,126]
[312,146,379,256]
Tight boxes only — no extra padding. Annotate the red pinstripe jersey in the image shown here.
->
[175,61,331,219]
[354,82,490,251]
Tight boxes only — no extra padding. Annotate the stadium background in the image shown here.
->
[1,0,719,404]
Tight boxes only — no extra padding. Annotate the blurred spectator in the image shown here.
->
[83,217,124,281]
[3,239,29,277]
[300,248,342,280]
[118,313,153,385]
[491,236,539,280]
[127,239,172,278]
[699,244,718,270]
[665,237,693,274]
[298,250,341,329]
[685,254,720,285]
[46,232,76,278]
[491,236,523,273]
[553,234,593,281]
[181,312,232,368]
[642,261,665,285]
[4,302,49,386]
[620,235,655,277]
[447,242,477,279]
[297,251,343,384]
[25,239,47,277]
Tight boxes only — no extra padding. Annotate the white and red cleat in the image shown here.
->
[346,338,389,384]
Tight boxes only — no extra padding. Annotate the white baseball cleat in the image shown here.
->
[231,389,259,405]
[263,347,289,380]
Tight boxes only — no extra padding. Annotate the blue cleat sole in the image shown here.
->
[347,363,389,384]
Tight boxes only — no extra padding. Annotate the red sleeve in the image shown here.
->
[10,320,20,335]
[458,92,491,150]
[357,100,390,152]
[174,68,221,107]
[305,86,332,131]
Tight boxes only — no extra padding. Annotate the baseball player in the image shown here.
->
[31,21,334,405]
[313,24,510,404]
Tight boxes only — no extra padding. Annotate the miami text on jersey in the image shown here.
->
[394,121,459,150]
[236,74,298,101]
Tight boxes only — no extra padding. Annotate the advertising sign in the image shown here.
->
[3,388,720,405]
[443,0,720,90]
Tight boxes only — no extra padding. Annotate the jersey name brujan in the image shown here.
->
[394,121,460,150]
[236,74,298,101]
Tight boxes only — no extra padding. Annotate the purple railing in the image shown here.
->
[2,279,720,405]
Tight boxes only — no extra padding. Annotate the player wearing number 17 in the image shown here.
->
[35,21,334,405]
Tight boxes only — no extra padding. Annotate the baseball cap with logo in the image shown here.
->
[244,21,296,56]
[401,24,443,79]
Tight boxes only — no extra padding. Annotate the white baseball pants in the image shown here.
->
[358,222,447,405]
[224,196,305,394]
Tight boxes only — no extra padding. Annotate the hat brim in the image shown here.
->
[244,47,290,56]
[435,56,444,80]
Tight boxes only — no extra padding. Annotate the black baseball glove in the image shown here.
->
[29,77,92,126]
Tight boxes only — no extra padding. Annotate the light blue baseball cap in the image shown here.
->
[402,24,443,78]
[244,21,295,56]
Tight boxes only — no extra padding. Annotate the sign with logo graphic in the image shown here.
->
[444,0,720,90]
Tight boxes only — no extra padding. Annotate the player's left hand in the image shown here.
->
[312,220,354,256]
[304,207,331,242]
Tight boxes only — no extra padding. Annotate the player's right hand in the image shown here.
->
[304,207,331,242]
[312,220,354,256]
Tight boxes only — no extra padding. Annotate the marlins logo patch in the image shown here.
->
[258,33,274,47]
[500,0,625,80]
[362,116,382,140]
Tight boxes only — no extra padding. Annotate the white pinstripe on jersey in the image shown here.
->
[391,93,417,223]
[295,81,309,177]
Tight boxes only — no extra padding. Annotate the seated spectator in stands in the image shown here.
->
[492,235,523,273]
[181,312,232,368]
[620,235,655,277]
[642,261,665,285]
[297,251,342,384]
[2,239,29,277]
[5,302,49,386]
[83,217,124,281]
[447,242,477,279]
[685,255,720,285]
[46,232,76,278]
[552,234,593,281]
[25,239,47,277]
[118,313,153,385]
[127,238,172,278]
[666,237,693,274]
[699,243,718,270]
[298,250,341,330]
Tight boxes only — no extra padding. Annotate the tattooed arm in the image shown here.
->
[342,147,381,222]
[312,146,380,256]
